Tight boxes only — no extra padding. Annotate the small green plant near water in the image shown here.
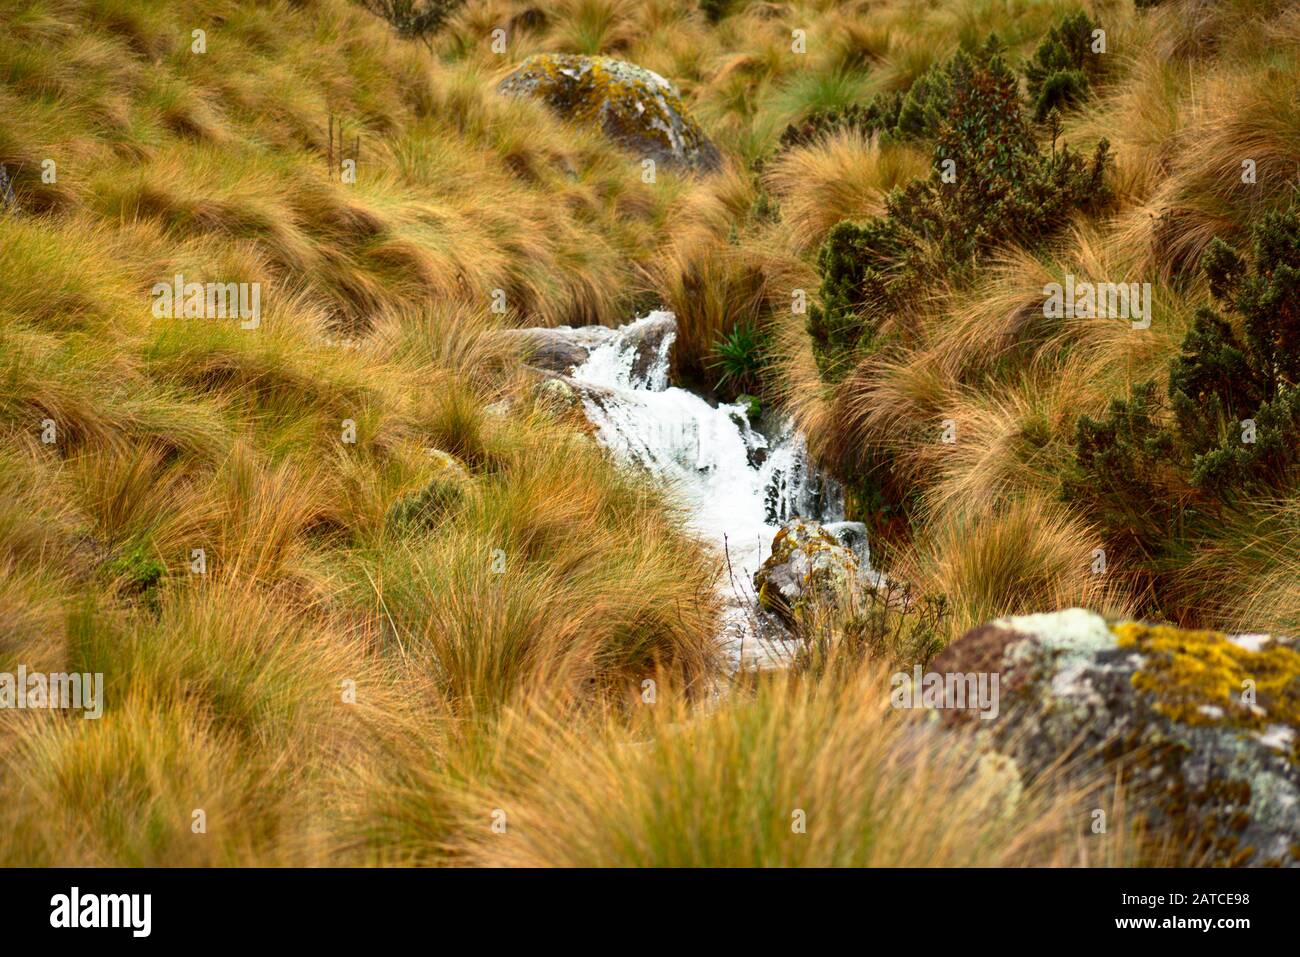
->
[734,393,762,420]
[708,322,769,396]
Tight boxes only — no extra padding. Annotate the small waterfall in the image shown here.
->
[569,311,849,667]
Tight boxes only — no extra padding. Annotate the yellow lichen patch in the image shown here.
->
[1113,622,1300,742]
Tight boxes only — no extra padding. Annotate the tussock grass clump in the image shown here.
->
[455,665,1144,867]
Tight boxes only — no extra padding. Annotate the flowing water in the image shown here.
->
[568,312,852,667]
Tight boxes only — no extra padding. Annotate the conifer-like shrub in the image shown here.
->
[807,46,1111,381]
[355,0,464,41]
[1067,209,1300,556]
[1023,11,1106,122]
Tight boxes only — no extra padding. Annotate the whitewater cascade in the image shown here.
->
[569,312,847,667]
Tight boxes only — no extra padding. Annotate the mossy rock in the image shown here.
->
[498,54,722,174]
[754,518,861,625]
[387,450,469,533]
[932,609,1300,866]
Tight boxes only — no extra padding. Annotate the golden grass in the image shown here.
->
[764,130,928,254]
[898,496,1136,643]
[455,663,1147,867]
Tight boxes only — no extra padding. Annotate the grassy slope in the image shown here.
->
[0,0,725,865]
[1,0,1292,865]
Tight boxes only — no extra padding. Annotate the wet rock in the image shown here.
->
[497,54,722,174]
[532,375,581,415]
[822,520,871,571]
[934,609,1300,866]
[754,518,863,624]
[501,326,606,375]
[505,312,676,381]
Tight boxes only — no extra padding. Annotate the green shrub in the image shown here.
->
[1024,11,1106,122]
[778,95,903,151]
[355,0,464,42]
[1174,210,1300,494]
[1065,381,1182,558]
[776,54,953,152]
[807,218,901,381]
[807,47,1111,380]
[1067,209,1300,557]
[104,542,167,611]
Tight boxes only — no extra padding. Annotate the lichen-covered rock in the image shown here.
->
[532,375,581,415]
[932,609,1300,866]
[423,449,469,481]
[754,518,863,624]
[497,54,722,173]
[822,520,871,571]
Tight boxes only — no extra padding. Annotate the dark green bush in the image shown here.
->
[1067,209,1300,554]
[355,0,464,41]
[778,98,899,152]
[776,55,954,152]
[1024,11,1106,122]
[1173,210,1300,495]
[807,47,1110,381]
[1065,381,1182,558]
[806,219,901,381]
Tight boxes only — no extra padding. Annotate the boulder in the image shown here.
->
[931,609,1300,866]
[505,327,605,375]
[754,518,864,624]
[423,448,470,481]
[497,54,722,174]
[532,375,582,415]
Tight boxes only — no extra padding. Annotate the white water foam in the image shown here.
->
[569,311,848,667]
